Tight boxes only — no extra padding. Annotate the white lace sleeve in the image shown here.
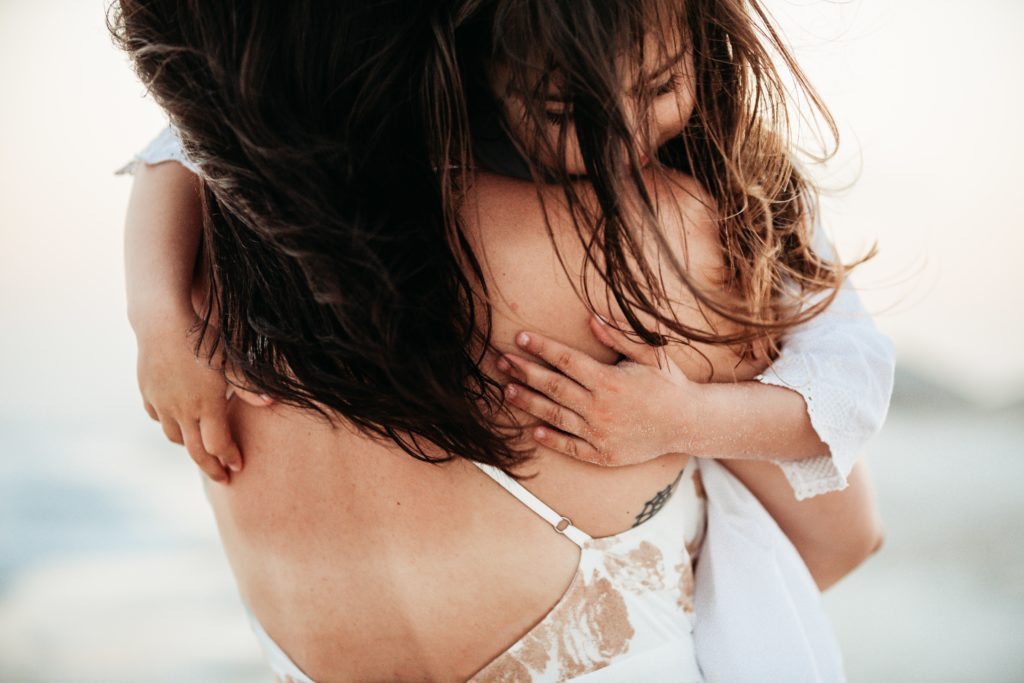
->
[115,124,199,176]
[755,218,896,501]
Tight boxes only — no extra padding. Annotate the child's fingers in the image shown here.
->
[200,414,243,473]
[503,382,588,438]
[590,314,667,368]
[181,419,229,484]
[511,331,608,389]
[143,400,159,421]
[499,353,591,412]
[531,425,610,466]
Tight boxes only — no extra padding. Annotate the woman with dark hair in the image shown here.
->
[113,0,892,680]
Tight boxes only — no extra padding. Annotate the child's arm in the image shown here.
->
[501,218,895,501]
[123,135,202,334]
[119,126,268,483]
[673,276,894,500]
[740,221,896,500]
[502,319,887,588]
[716,456,884,591]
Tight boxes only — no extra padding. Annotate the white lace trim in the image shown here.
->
[115,125,199,176]
[755,352,848,501]
[749,216,895,501]
[754,322,894,501]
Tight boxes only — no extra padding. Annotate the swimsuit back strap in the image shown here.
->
[470,461,592,548]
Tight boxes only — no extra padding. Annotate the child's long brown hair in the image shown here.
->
[110,0,874,471]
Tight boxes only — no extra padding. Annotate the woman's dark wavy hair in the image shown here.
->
[109,0,875,471]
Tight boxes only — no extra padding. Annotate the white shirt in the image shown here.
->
[693,224,894,682]
[694,457,849,682]
[756,223,896,501]
[122,125,896,681]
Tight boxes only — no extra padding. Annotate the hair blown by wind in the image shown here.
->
[109,0,874,473]
[490,0,875,361]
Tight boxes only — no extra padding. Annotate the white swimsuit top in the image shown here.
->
[243,456,708,682]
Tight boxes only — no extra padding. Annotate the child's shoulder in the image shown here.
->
[644,168,725,278]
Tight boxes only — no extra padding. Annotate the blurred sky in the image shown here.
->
[765,0,1024,406]
[0,1,1022,681]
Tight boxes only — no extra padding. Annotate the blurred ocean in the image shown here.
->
[823,376,1024,682]
[1,0,1022,681]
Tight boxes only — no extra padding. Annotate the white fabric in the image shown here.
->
[568,641,703,682]
[115,124,200,176]
[468,458,705,682]
[755,221,895,500]
[693,457,846,682]
[243,604,317,683]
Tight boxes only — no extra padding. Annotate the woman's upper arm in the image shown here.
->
[720,456,884,590]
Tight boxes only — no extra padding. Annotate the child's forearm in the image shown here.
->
[686,381,829,461]
[124,161,204,331]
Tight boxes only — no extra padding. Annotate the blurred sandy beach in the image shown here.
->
[1,1,1022,681]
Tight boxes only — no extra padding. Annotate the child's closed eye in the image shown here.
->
[651,73,681,97]
[544,108,571,126]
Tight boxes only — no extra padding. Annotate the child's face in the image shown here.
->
[491,30,695,176]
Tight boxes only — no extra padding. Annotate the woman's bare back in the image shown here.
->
[202,168,771,680]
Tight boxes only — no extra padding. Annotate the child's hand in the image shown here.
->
[496,313,703,466]
[134,307,271,483]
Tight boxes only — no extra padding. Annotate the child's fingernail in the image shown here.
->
[516,332,530,347]
[497,357,511,372]
[595,313,608,326]
[259,393,270,402]
[228,460,242,472]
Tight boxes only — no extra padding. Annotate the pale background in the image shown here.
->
[1,1,1021,681]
